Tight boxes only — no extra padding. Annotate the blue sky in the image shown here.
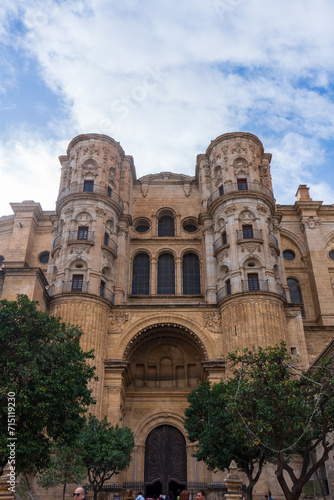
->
[1,0,334,215]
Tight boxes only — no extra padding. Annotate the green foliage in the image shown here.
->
[80,414,135,500]
[184,380,265,500]
[37,444,87,500]
[184,342,334,500]
[229,342,334,500]
[0,295,97,476]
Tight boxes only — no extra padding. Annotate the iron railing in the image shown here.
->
[100,287,115,304]
[68,231,95,242]
[208,182,274,209]
[268,232,279,247]
[57,183,124,211]
[236,229,263,241]
[216,281,286,302]
[103,238,118,255]
[52,235,63,249]
[213,235,228,253]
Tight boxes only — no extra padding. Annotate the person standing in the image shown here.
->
[265,491,273,500]
[73,487,85,499]
[196,490,206,500]
[136,492,145,500]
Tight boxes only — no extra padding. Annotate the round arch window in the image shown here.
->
[283,250,296,261]
[329,250,334,261]
[39,251,50,264]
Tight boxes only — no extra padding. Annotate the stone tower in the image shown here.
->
[197,132,295,356]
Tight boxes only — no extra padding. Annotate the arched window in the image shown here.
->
[158,253,175,294]
[287,278,304,315]
[183,253,201,295]
[158,215,174,237]
[132,253,150,295]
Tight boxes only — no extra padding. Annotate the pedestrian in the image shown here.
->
[265,491,273,500]
[73,487,85,499]
[136,492,145,500]
[180,491,190,500]
[196,490,206,500]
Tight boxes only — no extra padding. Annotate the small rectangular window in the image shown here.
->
[238,179,248,191]
[100,281,105,297]
[243,225,253,239]
[83,180,94,192]
[291,347,297,355]
[104,232,109,246]
[248,273,259,291]
[219,185,224,196]
[77,226,89,240]
[72,275,83,292]
[226,279,231,296]
[107,186,112,197]
[222,231,227,245]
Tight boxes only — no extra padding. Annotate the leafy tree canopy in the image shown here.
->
[185,342,334,500]
[0,295,97,476]
[80,414,135,500]
[228,342,334,500]
[184,380,266,500]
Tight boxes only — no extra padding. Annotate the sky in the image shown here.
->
[1,0,334,216]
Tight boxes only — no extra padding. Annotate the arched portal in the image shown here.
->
[145,425,187,498]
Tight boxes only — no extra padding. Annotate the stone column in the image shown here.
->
[201,215,217,304]
[114,217,130,304]
[176,257,182,295]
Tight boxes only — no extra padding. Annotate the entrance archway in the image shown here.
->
[145,425,187,498]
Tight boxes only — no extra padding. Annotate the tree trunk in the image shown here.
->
[63,483,67,500]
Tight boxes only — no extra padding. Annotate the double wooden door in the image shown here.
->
[145,425,187,497]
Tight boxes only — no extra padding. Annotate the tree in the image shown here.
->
[0,295,97,476]
[228,342,334,500]
[37,444,87,500]
[80,414,135,500]
[184,381,266,500]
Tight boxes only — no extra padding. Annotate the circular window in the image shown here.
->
[133,218,151,233]
[329,250,334,261]
[182,218,199,233]
[39,252,50,264]
[283,250,296,261]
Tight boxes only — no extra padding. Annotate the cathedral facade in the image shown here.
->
[0,132,334,499]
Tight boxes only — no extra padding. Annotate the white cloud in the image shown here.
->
[0,0,334,210]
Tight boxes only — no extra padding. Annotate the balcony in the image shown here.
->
[57,183,124,212]
[99,287,115,304]
[207,182,275,209]
[213,234,229,254]
[47,282,115,304]
[52,235,63,249]
[216,280,286,302]
[102,238,118,256]
[68,231,95,243]
[236,229,263,241]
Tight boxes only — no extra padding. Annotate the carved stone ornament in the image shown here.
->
[108,311,129,333]
[224,204,236,216]
[231,143,247,155]
[108,385,121,394]
[133,408,149,420]
[203,163,211,177]
[64,207,74,217]
[304,216,320,230]
[183,183,191,197]
[141,183,149,197]
[241,244,261,254]
[96,208,107,217]
[203,312,221,333]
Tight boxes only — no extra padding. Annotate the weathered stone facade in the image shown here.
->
[1,132,334,499]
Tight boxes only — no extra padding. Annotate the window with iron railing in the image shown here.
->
[83,180,94,192]
[77,226,89,240]
[72,274,84,292]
